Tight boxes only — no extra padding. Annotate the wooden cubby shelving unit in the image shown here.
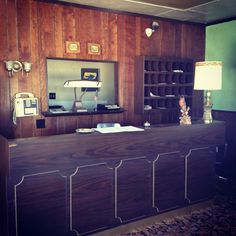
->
[135,56,195,115]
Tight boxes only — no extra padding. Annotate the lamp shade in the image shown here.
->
[194,61,222,90]
[64,80,102,88]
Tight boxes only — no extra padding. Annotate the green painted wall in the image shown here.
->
[206,20,236,111]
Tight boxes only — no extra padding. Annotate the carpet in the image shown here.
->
[120,194,236,236]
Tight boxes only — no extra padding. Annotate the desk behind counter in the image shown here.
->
[0,121,226,236]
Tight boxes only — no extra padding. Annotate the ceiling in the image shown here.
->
[57,0,236,24]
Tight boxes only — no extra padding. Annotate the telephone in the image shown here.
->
[13,92,38,124]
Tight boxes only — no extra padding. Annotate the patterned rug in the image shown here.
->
[120,194,236,236]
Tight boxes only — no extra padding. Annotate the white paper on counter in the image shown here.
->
[94,126,144,134]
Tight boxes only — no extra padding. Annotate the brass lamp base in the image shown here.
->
[202,90,213,124]
[203,104,213,124]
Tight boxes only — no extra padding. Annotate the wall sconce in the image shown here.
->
[4,60,32,77]
[194,61,222,123]
[145,21,159,37]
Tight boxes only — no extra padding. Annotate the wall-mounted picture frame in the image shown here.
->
[88,43,101,55]
[66,41,80,53]
[81,68,100,91]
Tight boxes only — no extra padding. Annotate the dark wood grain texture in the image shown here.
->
[1,122,225,235]
[116,157,153,222]
[186,147,216,203]
[71,163,114,235]
[7,121,225,175]
[154,152,185,212]
[0,0,205,138]
[9,172,67,236]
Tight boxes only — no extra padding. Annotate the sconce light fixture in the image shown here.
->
[4,60,32,77]
[145,21,159,37]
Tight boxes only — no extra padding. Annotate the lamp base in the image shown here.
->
[202,104,213,124]
[202,90,213,124]
[72,100,87,112]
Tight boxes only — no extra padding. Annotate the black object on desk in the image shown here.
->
[97,104,120,110]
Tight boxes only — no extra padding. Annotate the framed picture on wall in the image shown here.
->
[81,68,99,91]
[65,41,80,53]
[88,43,101,55]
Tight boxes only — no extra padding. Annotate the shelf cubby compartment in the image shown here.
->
[172,73,180,84]
[157,87,165,96]
[173,86,180,96]
[186,86,193,96]
[179,62,187,72]
[157,99,166,109]
[166,74,173,84]
[179,86,186,96]
[172,62,180,71]
[159,73,166,83]
[144,74,150,84]
[185,74,193,83]
[152,61,159,71]
[145,61,153,71]
[165,86,173,96]
[151,74,159,84]
[135,56,194,115]
[179,74,186,84]
[186,62,194,72]
[144,86,151,97]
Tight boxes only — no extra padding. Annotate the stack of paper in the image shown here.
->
[94,126,144,134]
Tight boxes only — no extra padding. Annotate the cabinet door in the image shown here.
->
[186,147,216,203]
[10,171,67,236]
[70,163,114,235]
[116,157,153,223]
[154,152,185,212]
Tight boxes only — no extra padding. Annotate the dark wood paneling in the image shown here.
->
[10,171,67,236]
[154,152,185,212]
[116,157,153,222]
[71,163,114,234]
[7,121,226,176]
[0,136,9,176]
[0,0,205,138]
[3,122,225,235]
[0,0,13,138]
[186,147,216,203]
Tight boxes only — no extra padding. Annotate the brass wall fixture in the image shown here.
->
[4,60,32,77]
[145,21,159,37]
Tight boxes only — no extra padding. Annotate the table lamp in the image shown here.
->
[194,61,222,123]
[64,80,102,111]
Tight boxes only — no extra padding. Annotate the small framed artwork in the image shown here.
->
[88,43,101,55]
[81,68,100,91]
[66,41,80,53]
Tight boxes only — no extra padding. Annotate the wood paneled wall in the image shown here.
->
[0,0,205,138]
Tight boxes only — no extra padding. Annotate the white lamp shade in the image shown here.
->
[194,61,222,90]
[64,80,102,88]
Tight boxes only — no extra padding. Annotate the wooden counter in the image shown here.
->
[0,121,226,236]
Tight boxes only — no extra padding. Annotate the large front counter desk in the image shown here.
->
[0,121,225,236]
